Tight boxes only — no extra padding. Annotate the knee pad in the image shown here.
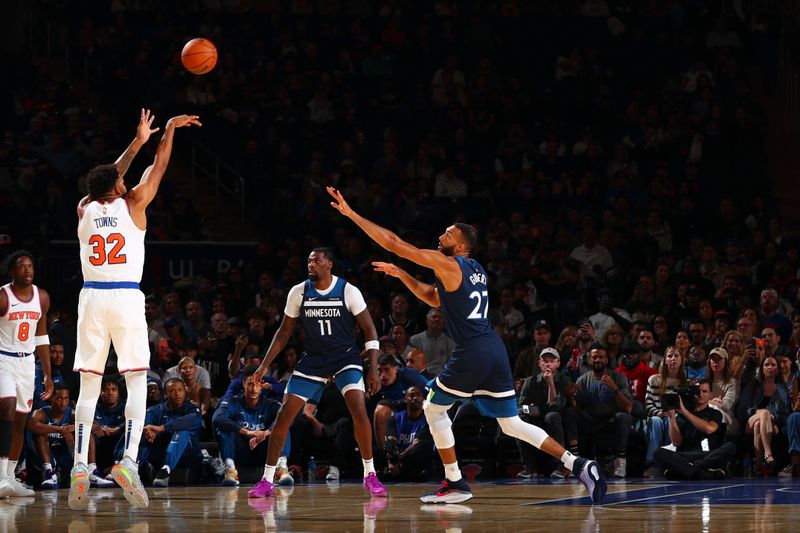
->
[498,416,548,448]
[423,401,455,450]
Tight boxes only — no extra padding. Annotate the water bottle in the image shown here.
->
[307,456,317,483]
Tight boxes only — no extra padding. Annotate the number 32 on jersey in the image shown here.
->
[88,233,127,265]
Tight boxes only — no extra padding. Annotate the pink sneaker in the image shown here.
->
[363,472,387,497]
[248,478,275,498]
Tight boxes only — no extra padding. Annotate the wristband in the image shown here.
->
[35,335,50,346]
[365,340,380,351]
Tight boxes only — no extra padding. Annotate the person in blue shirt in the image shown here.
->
[33,341,68,410]
[222,352,285,401]
[383,386,433,481]
[369,353,428,456]
[91,376,126,473]
[213,366,292,487]
[328,187,606,504]
[139,377,203,487]
[27,385,74,489]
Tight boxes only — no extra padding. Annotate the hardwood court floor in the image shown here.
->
[2,478,799,532]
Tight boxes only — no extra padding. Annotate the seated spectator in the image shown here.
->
[565,319,597,380]
[223,351,285,401]
[574,343,634,478]
[706,347,740,436]
[34,340,69,409]
[513,319,552,384]
[409,308,455,375]
[92,376,126,473]
[736,356,789,473]
[601,324,625,370]
[644,346,687,478]
[381,386,432,482]
[405,348,433,380]
[732,335,765,388]
[212,366,292,487]
[616,341,657,418]
[147,377,162,408]
[784,404,800,477]
[269,344,299,384]
[369,354,428,455]
[390,324,414,362]
[28,384,111,488]
[686,343,709,381]
[516,348,578,478]
[175,356,212,415]
[140,378,204,487]
[637,326,662,370]
[653,380,736,479]
[162,342,212,393]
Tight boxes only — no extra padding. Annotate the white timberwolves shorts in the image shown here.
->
[0,354,35,412]
[75,287,150,374]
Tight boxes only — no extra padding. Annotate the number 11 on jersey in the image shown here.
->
[318,319,332,335]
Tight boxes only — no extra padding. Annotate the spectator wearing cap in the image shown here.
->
[574,343,634,478]
[515,347,578,478]
[706,347,740,435]
[709,309,731,346]
[147,377,162,408]
[616,341,657,417]
[512,319,552,384]
[589,289,632,340]
[409,308,455,376]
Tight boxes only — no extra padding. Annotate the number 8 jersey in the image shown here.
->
[77,198,145,282]
[0,283,42,354]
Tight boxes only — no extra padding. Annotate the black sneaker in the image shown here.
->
[153,466,170,488]
[573,457,607,505]
[419,478,473,504]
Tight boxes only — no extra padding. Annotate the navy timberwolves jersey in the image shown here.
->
[43,405,73,447]
[299,277,356,354]
[434,256,494,344]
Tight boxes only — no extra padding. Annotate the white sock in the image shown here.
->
[224,458,235,469]
[362,458,375,476]
[561,451,576,471]
[263,464,276,482]
[43,462,53,473]
[8,460,17,479]
[444,462,462,482]
[0,458,7,481]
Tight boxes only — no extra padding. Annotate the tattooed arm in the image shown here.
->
[114,108,160,178]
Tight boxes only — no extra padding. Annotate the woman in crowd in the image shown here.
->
[644,346,687,478]
[706,346,740,435]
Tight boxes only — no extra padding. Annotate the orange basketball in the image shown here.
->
[181,38,218,75]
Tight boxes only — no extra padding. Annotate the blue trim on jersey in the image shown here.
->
[299,277,357,355]
[0,350,32,358]
[83,281,140,289]
[287,367,364,402]
[434,256,494,344]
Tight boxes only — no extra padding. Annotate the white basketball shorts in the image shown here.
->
[0,354,35,412]
[75,287,150,374]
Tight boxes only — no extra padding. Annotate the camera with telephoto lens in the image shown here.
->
[661,384,700,411]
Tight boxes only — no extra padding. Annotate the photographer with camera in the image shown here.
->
[643,346,687,478]
[516,348,578,478]
[575,343,633,478]
[383,386,433,481]
[652,379,736,479]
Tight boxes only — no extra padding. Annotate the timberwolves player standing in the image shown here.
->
[327,187,607,504]
[250,248,387,498]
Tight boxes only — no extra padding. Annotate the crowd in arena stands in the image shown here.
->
[5,1,800,488]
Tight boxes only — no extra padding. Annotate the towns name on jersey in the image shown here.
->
[6,311,41,321]
[93,216,119,228]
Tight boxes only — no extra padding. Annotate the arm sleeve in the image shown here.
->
[284,283,305,318]
[344,283,368,316]
[211,400,240,433]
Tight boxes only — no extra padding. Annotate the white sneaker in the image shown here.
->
[0,478,13,498]
[325,466,340,481]
[7,478,34,497]
[89,469,115,488]
[41,469,59,489]
[612,457,626,479]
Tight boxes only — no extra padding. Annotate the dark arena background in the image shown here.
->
[2,0,800,531]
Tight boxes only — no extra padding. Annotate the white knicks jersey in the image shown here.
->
[0,283,42,353]
[77,198,146,282]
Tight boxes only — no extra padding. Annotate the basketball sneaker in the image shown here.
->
[89,466,115,488]
[573,457,607,504]
[111,456,149,508]
[68,463,91,510]
[41,469,59,490]
[363,472,387,497]
[248,478,274,498]
[274,467,294,486]
[419,478,473,504]
[6,478,34,497]
[222,467,240,486]
[325,465,340,481]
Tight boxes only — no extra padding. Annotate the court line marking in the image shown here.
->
[522,484,667,506]
[601,484,747,506]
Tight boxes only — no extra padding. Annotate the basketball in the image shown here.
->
[181,38,218,75]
